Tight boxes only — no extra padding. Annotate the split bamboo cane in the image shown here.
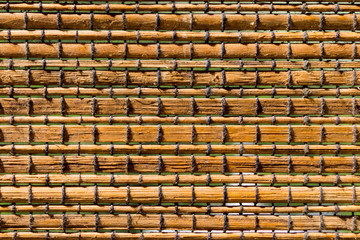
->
[2,173,360,185]
[2,116,360,125]
[0,214,358,231]
[1,70,360,87]
[1,204,359,214]
[0,185,360,204]
[0,43,360,59]
[1,97,360,116]
[3,87,360,97]
[0,232,360,240]
[3,30,360,43]
[0,59,359,69]
[1,13,360,31]
[1,124,360,143]
[1,144,360,156]
[3,3,360,13]
[0,155,358,173]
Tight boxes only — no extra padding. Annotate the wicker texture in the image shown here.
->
[1,1,360,239]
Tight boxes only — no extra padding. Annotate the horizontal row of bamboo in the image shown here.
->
[1,232,360,240]
[3,70,360,86]
[3,30,360,43]
[0,214,359,231]
[1,185,360,203]
[4,143,360,155]
[4,116,360,125]
[4,3,360,13]
[2,204,360,214]
[3,124,360,143]
[5,87,360,97]
[1,97,359,116]
[1,59,358,69]
[2,173,360,184]
[3,13,360,30]
[2,43,360,59]
[0,155,359,173]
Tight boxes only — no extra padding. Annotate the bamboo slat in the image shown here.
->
[4,3,360,13]
[1,97,360,116]
[1,232,360,240]
[4,87,360,97]
[1,13,360,31]
[1,124,360,143]
[3,173,360,185]
[1,204,360,214]
[3,144,360,155]
[1,186,360,204]
[4,174,360,185]
[2,70,360,87]
[1,59,360,70]
[0,214,358,231]
[4,30,360,43]
[3,30,360,43]
[3,116,360,125]
[0,155,358,173]
[1,43,360,59]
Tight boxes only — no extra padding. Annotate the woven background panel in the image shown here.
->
[1,0,360,239]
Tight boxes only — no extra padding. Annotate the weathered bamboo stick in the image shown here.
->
[2,204,360,214]
[3,3,360,13]
[1,186,360,203]
[3,116,360,125]
[4,87,360,97]
[2,70,360,87]
[3,30,360,43]
[1,13,360,31]
[2,173,360,185]
[2,144,360,156]
[0,155,358,173]
[0,124,360,143]
[2,97,360,116]
[0,43,360,59]
[0,214,358,231]
[0,59,359,69]
[1,232,360,240]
